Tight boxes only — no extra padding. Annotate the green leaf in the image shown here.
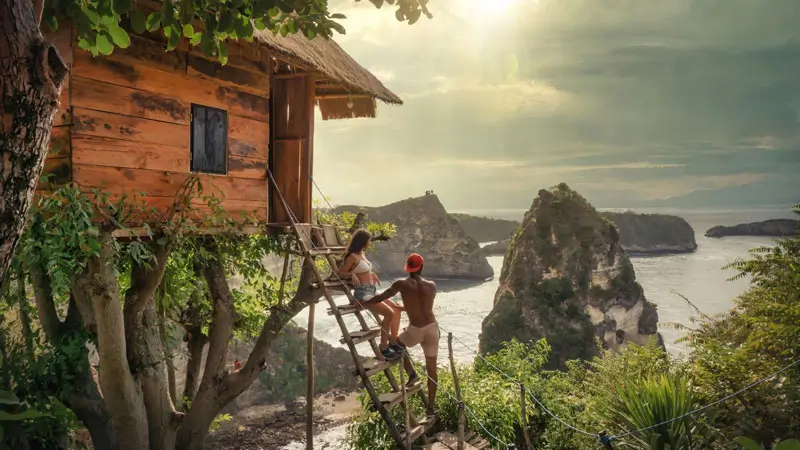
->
[96,33,114,56]
[130,9,146,34]
[145,12,162,32]
[107,25,131,48]
[183,24,194,38]
[330,13,346,19]
[167,27,181,51]
[775,440,800,450]
[46,14,58,32]
[253,18,268,31]
[735,437,762,450]
[279,24,288,37]
[305,28,317,39]
[218,11,235,33]
[0,390,20,406]
[218,43,228,65]
[190,32,203,45]
[82,6,100,27]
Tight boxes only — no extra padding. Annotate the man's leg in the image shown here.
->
[395,334,419,385]
[425,356,437,414]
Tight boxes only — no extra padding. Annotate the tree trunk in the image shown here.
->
[0,0,67,283]
[182,326,206,407]
[73,233,149,450]
[158,298,178,407]
[175,261,323,450]
[124,248,181,450]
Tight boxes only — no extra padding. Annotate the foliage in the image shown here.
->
[736,437,800,450]
[607,374,719,450]
[43,0,433,62]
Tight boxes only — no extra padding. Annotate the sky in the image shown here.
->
[310,0,800,210]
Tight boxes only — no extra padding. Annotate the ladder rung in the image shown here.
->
[417,414,436,430]
[355,358,399,377]
[328,303,360,316]
[308,248,346,256]
[402,424,426,444]
[377,382,422,408]
[311,279,349,290]
[343,327,380,345]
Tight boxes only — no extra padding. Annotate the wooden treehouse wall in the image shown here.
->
[39,25,284,225]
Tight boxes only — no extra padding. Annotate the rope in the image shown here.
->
[277,172,511,448]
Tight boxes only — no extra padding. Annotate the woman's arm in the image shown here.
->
[337,255,357,277]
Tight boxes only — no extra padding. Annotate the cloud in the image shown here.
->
[311,0,800,209]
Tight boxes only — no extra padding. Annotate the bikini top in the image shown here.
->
[352,256,372,274]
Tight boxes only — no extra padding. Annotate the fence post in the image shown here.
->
[448,333,465,450]
[519,384,533,450]
[400,350,411,450]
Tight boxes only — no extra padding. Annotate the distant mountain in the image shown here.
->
[631,180,798,209]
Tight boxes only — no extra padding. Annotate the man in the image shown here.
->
[358,253,439,415]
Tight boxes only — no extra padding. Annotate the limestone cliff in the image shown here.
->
[450,213,520,242]
[336,195,494,280]
[601,211,697,254]
[479,184,660,368]
[705,219,799,238]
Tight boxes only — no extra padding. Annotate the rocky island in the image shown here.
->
[600,211,697,254]
[450,213,519,242]
[466,211,697,256]
[336,194,494,280]
[705,219,799,238]
[479,184,661,368]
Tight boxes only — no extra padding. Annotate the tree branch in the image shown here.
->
[29,256,61,340]
[124,239,171,321]
[218,261,322,405]
[33,0,44,26]
[196,243,237,382]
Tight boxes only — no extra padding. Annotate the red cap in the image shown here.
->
[404,253,424,273]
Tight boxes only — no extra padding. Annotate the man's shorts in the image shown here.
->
[399,322,440,358]
[353,283,377,301]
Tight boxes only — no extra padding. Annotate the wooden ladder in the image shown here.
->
[268,176,436,448]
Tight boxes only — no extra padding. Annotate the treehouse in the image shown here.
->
[40,22,401,232]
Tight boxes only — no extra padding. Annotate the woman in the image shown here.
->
[338,229,403,359]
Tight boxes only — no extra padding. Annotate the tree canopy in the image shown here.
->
[44,0,433,63]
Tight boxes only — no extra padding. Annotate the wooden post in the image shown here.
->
[448,333,465,450]
[305,301,316,450]
[520,384,533,450]
[400,351,411,450]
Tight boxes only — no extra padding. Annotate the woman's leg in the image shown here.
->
[368,301,395,350]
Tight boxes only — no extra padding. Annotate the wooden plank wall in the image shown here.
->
[39,23,74,191]
[67,34,272,224]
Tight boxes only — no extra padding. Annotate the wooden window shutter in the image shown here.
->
[191,104,228,174]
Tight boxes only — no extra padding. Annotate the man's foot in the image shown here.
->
[380,347,401,361]
[406,371,419,387]
[388,342,403,353]
[426,406,436,418]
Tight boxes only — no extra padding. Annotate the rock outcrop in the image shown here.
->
[601,211,697,254]
[450,213,520,242]
[705,219,799,238]
[479,184,661,368]
[337,195,494,280]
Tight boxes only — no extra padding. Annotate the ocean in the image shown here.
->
[282,206,796,449]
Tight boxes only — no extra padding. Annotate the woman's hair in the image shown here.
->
[345,229,372,257]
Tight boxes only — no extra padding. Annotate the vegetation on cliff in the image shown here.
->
[346,206,800,449]
[480,184,659,368]
[450,213,520,242]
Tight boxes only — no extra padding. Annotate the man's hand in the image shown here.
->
[351,274,361,287]
[392,301,405,312]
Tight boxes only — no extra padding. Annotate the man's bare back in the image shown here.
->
[394,276,437,327]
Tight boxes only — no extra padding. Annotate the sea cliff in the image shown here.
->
[479,184,661,368]
[336,194,494,280]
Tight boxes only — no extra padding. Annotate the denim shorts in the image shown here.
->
[353,283,377,301]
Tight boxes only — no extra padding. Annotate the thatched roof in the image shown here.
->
[254,29,402,119]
